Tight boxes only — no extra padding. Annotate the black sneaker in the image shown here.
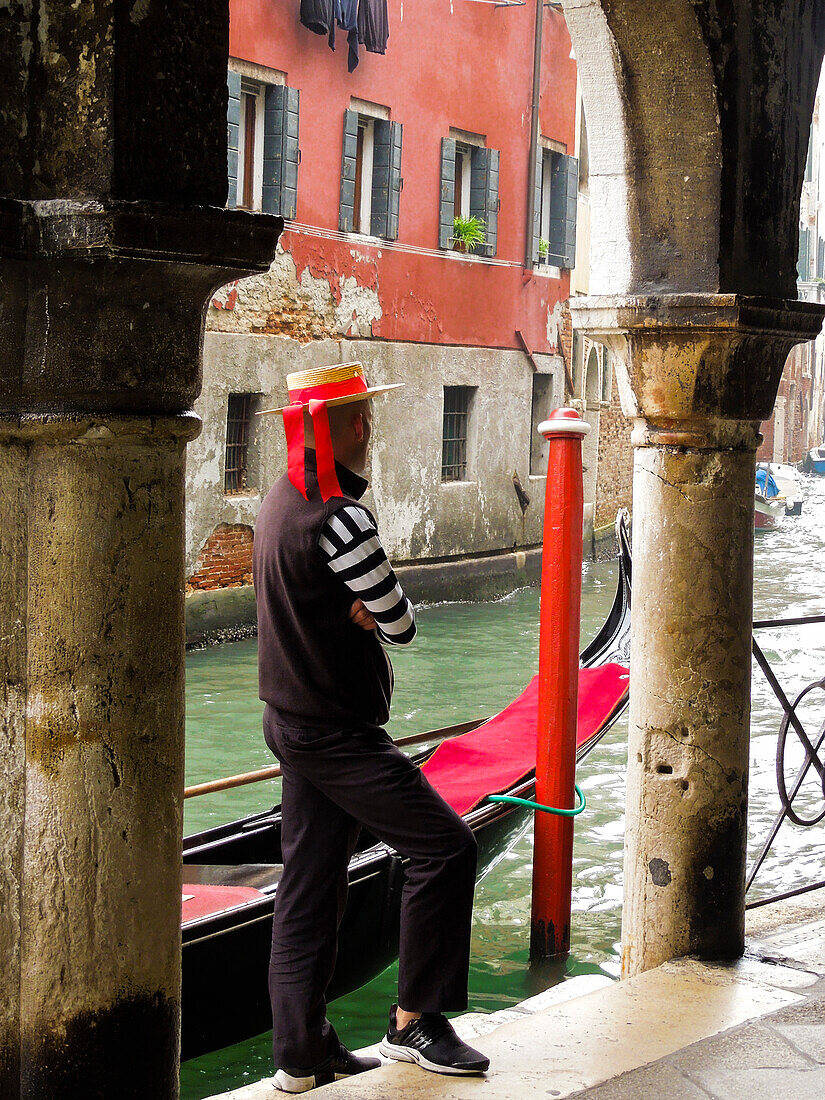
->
[273,1042,381,1093]
[332,1043,381,1077]
[379,1004,490,1076]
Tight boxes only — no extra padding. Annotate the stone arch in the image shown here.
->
[564,1,825,298]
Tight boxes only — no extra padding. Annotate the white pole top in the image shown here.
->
[538,407,591,439]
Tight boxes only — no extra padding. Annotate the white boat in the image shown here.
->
[756,462,804,515]
[754,492,786,530]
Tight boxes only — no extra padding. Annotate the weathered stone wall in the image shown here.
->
[187,332,565,577]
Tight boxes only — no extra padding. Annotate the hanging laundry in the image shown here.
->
[335,0,361,72]
[300,0,335,49]
[299,0,389,72]
[358,0,389,56]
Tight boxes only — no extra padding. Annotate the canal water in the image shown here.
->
[181,477,825,1099]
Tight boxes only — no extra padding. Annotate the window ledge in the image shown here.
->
[440,479,477,487]
[533,264,563,279]
[343,231,386,247]
[223,490,260,500]
[442,249,494,264]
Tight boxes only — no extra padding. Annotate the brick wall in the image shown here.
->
[595,391,634,528]
[187,523,254,592]
[559,303,573,393]
[757,343,815,464]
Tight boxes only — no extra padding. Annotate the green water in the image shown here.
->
[181,480,825,1098]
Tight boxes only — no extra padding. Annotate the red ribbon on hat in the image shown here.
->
[282,374,369,502]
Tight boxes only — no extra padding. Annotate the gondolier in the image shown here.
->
[254,362,490,1093]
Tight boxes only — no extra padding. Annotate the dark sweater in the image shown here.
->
[253,451,393,729]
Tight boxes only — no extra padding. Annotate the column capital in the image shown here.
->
[0,200,281,417]
[570,294,825,444]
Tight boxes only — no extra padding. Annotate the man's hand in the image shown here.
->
[349,598,376,631]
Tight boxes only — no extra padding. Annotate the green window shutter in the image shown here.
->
[563,153,578,268]
[339,109,359,232]
[388,121,403,239]
[439,138,456,249]
[227,71,241,209]
[263,85,300,218]
[470,147,499,257]
[798,226,811,281]
[548,151,578,269]
[532,147,543,265]
[371,119,403,239]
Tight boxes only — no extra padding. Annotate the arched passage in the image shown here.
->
[564,1,825,975]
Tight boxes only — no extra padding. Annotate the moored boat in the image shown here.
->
[755,493,786,530]
[754,467,785,530]
[179,518,633,1060]
[756,462,804,515]
[807,444,825,475]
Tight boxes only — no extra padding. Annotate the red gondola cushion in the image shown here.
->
[182,884,265,923]
[420,663,629,817]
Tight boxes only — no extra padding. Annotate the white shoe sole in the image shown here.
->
[273,1070,337,1093]
[273,1067,374,1092]
[378,1039,488,1076]
[273,1069,316,1093]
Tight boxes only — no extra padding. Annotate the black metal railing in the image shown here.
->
[745,613,825,908]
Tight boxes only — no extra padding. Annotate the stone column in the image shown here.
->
[0,4,281,1096]
[0,202,278,1099]
[573,295,825,977]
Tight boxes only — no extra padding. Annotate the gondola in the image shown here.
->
[180,516,632,1061]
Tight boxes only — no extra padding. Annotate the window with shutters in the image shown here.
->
[227,69,300,218]
[237,80,265,211]
[454,144,472,220]
[533,147,578,270]
[354,117,375,233]
[439,135,499,256]
[224,393,259,495]
[441,386,476,482]
[340,108,402,239]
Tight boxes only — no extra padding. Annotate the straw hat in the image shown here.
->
[257,362,403,416]
[259,361,403,503]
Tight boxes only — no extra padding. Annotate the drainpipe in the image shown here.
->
[524,0,544,270]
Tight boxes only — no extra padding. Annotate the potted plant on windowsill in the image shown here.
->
[452,215,486,254]
[538,237,550,265]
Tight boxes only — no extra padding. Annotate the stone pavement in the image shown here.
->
[209,885,825,1100]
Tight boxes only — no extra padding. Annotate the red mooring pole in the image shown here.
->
[530,407,590,960]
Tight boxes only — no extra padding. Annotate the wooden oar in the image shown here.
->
[183,718,484,800]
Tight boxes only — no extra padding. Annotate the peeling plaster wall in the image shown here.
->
[186,334,564,573]
[209,244,382,342]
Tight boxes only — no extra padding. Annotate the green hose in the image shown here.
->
[488,784,586,817]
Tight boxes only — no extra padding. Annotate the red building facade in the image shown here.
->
[221,0,577,349]
[186,2,584,630]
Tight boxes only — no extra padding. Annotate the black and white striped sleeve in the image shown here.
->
[318,504,416,647]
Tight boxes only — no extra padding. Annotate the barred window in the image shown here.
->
[441,386,475,482]
[224,393,255,494]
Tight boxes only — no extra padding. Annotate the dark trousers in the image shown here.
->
[263,707,478,1074]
